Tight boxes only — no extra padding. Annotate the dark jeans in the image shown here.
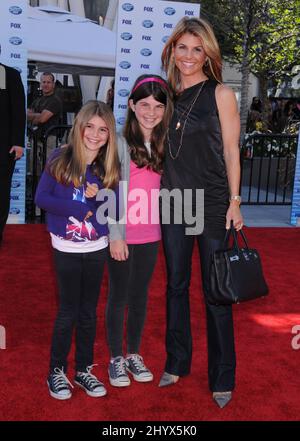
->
[106,241,159,357]
[161,223,236,392]
[0,156,16,241]
[50,247,107,372]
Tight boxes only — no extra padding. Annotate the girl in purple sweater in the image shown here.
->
[35,101,119,400]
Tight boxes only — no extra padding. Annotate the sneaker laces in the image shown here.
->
[52,367,74,389]
[112,357,127,377]
[77,364,101,388]
[127,354,147,372]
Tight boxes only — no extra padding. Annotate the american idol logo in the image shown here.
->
[140,48,152,57]
[142,20,154,28]
[117,117,126,125]
[119,61,131,69]
[122,3,134,12]
[162,36,169,44]
[164,7,176,16]
[11,181,21,188]
[118,89,130,97]
[10,207,20,215]
[9,36,22,45]
[121,32,132,41]
[9,6,22,15]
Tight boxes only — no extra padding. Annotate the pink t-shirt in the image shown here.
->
[126,160,161,244]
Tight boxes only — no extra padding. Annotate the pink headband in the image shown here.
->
[131,77,168,94]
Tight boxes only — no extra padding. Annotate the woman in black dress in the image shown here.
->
[159,17,243,408]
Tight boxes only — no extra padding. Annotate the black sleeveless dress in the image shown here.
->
[161,79,229,239]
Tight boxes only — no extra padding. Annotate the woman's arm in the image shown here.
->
[215,84,243,230]
[108,136,129,260]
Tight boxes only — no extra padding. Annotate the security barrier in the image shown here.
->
[240,133,298,205]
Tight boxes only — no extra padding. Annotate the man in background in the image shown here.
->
[0,61,26,247]
[27,72,62,135]
[27,72,62,160]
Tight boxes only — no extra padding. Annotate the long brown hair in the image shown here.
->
[123,74,173,173]
[161,17,222,93]
[48,100,119,189]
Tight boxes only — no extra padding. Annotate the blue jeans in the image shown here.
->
[161,223,236,392]
[50,247,107,372]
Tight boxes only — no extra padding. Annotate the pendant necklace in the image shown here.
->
[168,80,207,160]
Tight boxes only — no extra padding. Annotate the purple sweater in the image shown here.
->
[35,164,110,239]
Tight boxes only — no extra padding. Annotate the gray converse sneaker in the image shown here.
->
[108,356,131,387]
[74,364,107,397]
[125,354,153,382]
[47,367,74,400]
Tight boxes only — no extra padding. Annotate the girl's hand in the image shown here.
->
[226,201,243,231]
[85,182,99,198]
[84,210,93,221]
[110,240,129,261]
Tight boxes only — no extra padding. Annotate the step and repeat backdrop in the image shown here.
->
[114,0,200,130]
[0,0,27,224]
[291,136,300,226]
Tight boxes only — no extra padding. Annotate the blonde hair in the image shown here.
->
[49,100,119,189]
[161,17,222,93]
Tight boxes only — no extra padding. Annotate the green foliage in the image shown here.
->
[200,0,300,85]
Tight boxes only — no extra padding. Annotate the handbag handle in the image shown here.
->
[224,221,249,251]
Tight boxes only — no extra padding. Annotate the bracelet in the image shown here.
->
[229,195,242,204]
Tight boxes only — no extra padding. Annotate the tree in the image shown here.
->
[200,0,300,139]
[248,2,300,132]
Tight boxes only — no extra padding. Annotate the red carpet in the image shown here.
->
[0,225,300,421]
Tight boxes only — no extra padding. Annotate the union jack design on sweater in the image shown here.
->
[66,185,98,242]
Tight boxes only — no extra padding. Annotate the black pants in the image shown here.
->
[50,247,107,372]
[0,155,16,241]
[161,223,236,392]
[106,242,159,357]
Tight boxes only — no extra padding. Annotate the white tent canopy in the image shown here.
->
[27,5,116,76]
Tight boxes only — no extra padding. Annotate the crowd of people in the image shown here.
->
[247,96,300,134]
[2,16,280,410]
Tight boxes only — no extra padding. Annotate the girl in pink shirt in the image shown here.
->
[107,75,172,386]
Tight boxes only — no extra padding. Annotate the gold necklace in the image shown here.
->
[168,80,207,160]
[174,80,207,130]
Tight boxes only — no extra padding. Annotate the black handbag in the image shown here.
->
[209,224,269,305]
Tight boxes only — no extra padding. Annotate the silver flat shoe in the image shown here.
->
[158,372,179,387]
[213,391,232,408]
